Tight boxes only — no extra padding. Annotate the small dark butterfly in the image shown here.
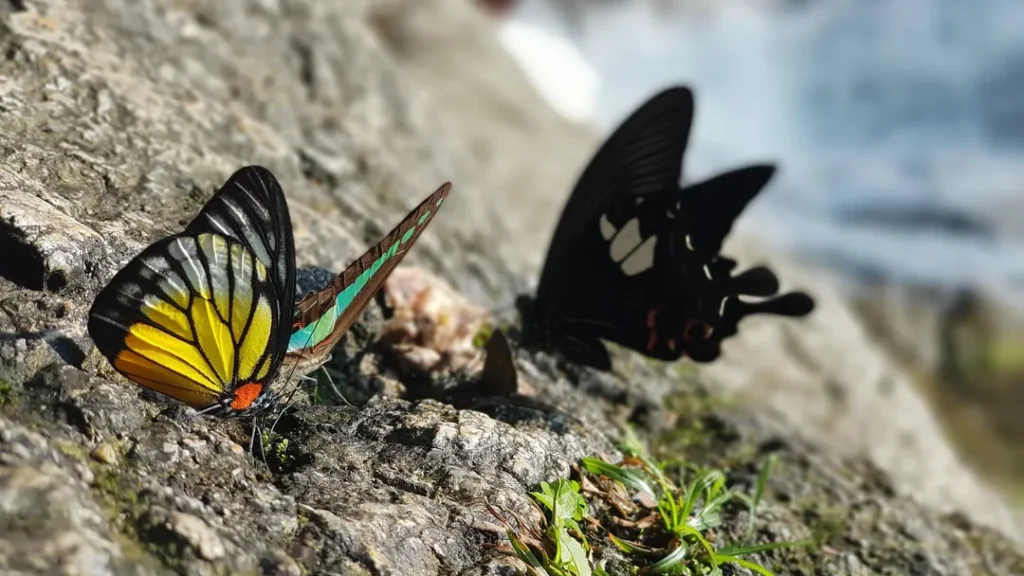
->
[479,329,520,397]
[516,86,814,370]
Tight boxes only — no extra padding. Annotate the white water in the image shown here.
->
[502,0,1024,309]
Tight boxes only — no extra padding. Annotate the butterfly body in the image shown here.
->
[518,86,815,370]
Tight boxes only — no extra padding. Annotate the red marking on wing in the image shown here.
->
[646,309,658,351]
[230,383,264,411]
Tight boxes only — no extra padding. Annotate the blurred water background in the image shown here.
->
[490,0,1024,501]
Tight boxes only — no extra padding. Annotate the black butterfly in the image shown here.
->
[516,86,814,370]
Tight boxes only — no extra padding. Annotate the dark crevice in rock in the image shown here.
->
[290,38,316,98]
[46,335,87,369]
[0,220,49,291]
[7,0,27,12]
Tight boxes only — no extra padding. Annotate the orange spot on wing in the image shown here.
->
[230,383,264,411]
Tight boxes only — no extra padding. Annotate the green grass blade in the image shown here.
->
[648,544,690,574]
[676,524,719,568]
[681,469,725,520]
[581,457,658,501]
[619,426,675,491]
[507,529,551,576]
[718,540,812,557]
[712,554,778,576]
[745,454,778,543]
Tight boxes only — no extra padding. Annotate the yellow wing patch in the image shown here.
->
[101,233,277,409]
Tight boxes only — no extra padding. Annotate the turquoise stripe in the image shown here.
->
[287,230,413,353]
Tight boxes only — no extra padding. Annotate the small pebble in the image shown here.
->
[90,443,118,465]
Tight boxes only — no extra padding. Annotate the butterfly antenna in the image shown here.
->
[247,421,264,462]
[726,266,780,297]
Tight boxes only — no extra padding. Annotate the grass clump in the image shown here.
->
[489,478,593,576]
[490,428,807,575]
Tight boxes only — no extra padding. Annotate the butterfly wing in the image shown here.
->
[683,290,816,362]
[480,330,519,397]
[88,232,283,412]
[600,258,814,362]
[679,164,776,255]
[532,86,694,312]
[285,182,451,372]
[521,88,694,369]
[183,165,297,386]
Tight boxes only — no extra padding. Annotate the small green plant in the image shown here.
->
[493,427,808,575]
[587,430,807,575]
[491,479,593,576]
[0,379,15,408]
[260,431,290,467]
[472,322,496,350]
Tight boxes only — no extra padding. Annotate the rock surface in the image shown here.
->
[0,0,1022,574]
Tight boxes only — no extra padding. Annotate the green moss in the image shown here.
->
[86,464,178,571]
[655,391,754,470]
[55,440,88,462]
[262,432,290,464]
[801,501,849,549]
[91,466,145,522]
[0,379,16,408]
[471,322,495,350]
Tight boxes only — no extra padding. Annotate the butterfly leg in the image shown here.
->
[319,364,354,407]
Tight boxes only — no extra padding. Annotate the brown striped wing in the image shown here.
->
[284,182,452,373]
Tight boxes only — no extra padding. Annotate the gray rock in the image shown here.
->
[0,0,1021,574]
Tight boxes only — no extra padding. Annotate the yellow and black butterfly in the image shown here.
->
[88,166,297,415]
[88,165,450,415]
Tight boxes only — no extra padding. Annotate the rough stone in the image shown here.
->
[0,0,1021,575]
